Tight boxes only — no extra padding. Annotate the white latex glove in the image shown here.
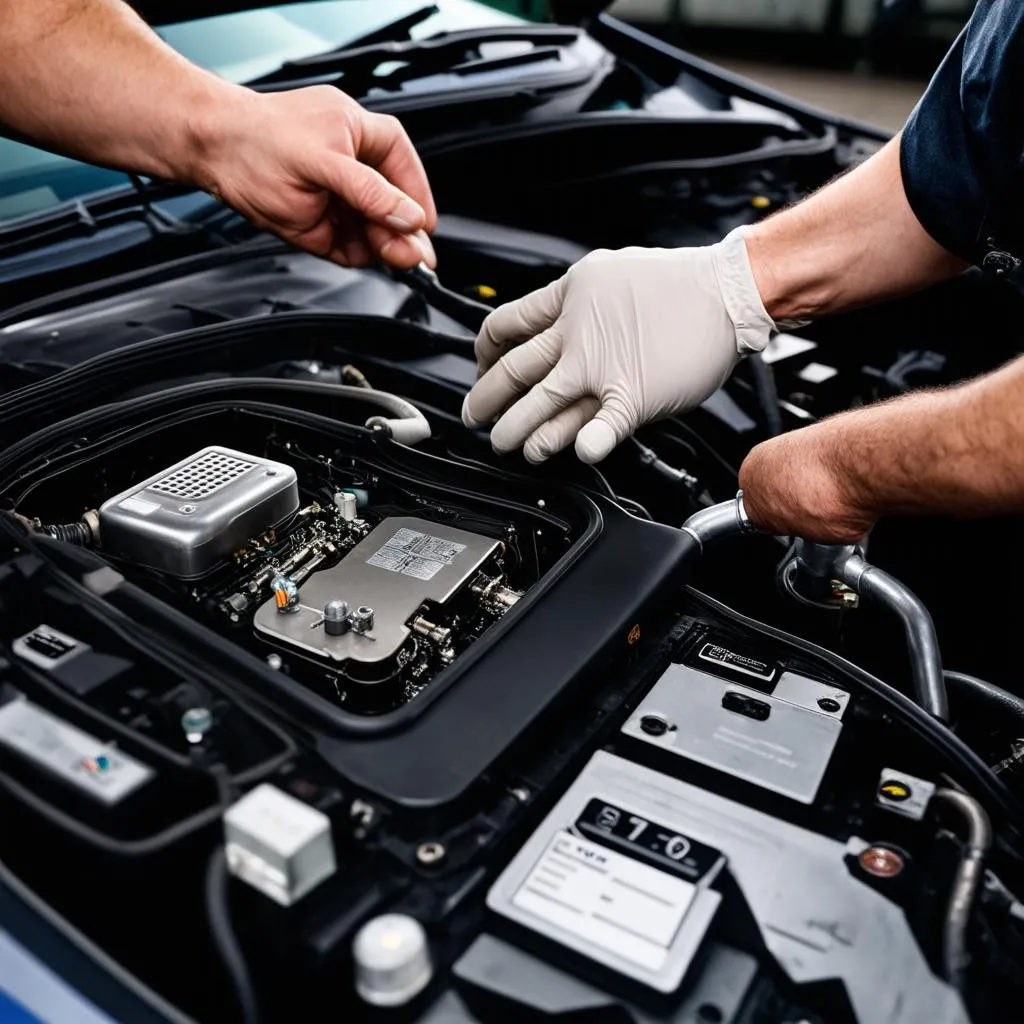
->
[461,228,779,464]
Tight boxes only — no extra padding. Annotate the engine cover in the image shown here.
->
[99,446,298,578]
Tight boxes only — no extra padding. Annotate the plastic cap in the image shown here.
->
[353,914,432,1006]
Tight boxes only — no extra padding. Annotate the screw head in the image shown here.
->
[178,504,197,515]
[416,842,446,867]
[818,697,842,713]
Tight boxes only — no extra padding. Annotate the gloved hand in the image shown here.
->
[461,229,779,464]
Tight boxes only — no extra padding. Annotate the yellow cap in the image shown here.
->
[475,285,498,300]
[751,196,771,210]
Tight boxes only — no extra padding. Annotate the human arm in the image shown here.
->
[0,0,436,268]
[739,355,1024,543]
[461,136,966,463]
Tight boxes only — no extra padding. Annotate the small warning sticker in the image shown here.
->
[366,527,466,581]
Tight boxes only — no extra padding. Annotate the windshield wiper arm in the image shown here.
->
[249,25,581,90]
[0,179,201,260]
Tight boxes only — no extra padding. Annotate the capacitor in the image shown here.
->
[324,600,350,636]
[350,606,374,634]
[335,491,357,522]
[353,914,432,1007]
[271,575,300,613]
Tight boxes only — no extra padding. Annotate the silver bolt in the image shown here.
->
[511,787,530,802]
[265,653,283,670]
[180,706,212,744]
[178,504,198,515]
[537,499,546,508]
[324,599,350,636]
[416,841,445,866]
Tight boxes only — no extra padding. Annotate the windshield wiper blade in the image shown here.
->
[342,4,440,50]
[249,25,581,90]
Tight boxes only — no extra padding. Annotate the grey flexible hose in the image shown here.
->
[933,788,992,990]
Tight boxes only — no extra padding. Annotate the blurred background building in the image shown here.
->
[485,0,975,130]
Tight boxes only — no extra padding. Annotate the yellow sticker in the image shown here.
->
[880,781,911,802]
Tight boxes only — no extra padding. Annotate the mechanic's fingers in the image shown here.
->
[474,277,566,375]
[522,396,601,464]
[373,225,436,269]
[490,362,582,455]
[575,397,634,464]
[462,327,562,429]
[358,112,438,232]
[327,155,429,236]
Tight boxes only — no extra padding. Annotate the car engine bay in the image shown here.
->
[3,13,1024,1024]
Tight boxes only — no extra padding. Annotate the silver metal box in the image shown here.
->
[622,663,849,804]
[99,446,299,578]
[254,516,501,665]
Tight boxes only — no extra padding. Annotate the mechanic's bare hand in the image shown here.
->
[461,230,776,464]
[198,85,437,269]
[739,422,876,543]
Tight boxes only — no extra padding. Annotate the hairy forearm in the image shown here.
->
[0,0,241,185]
[744,136,969,321]
[814,356,1024,520]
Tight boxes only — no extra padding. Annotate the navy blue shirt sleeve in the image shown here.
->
[900,0,1024,265]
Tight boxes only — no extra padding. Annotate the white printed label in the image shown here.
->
[366,527,466,581]
[512,831,695,972]
[118,495,160,516]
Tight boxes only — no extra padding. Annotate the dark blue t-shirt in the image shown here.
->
[901,0,1024,266]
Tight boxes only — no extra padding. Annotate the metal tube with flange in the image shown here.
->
[680,491,756,551]
[835,551,949,722]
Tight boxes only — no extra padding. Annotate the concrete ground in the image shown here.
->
[695,54,927,132]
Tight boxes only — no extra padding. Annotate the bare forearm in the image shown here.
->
[740,356,1024,542]
[0,0,240,185]
[744,136,969,322]
[819,357,1024,519]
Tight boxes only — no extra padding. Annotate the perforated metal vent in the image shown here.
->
[150,450,255,501]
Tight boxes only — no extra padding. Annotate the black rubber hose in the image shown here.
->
[945,671,1024,728]
[41,520,92,546]
[748,352,783,437]
[205,847,260,1024]
[933,788,992,990]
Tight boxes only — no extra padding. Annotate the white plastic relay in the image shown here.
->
[223,783,336,906]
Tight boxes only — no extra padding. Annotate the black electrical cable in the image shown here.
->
[662,418,740,479]
[945,671,1024,729]
[205,847,260,1024]
[684,587,1024,837]
[0,770,223,856]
